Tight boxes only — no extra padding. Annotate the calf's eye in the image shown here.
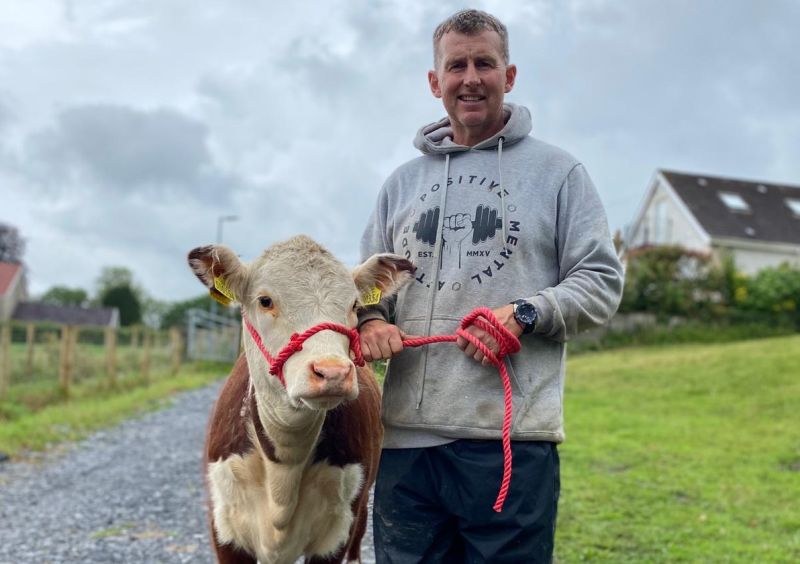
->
[258,296,273,309]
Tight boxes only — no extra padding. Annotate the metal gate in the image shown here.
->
[185,308,241,362]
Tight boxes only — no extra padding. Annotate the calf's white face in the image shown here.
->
[189,235,413,409]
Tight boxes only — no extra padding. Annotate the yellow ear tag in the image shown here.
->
[212,276,236,305]
[361,287,382,306]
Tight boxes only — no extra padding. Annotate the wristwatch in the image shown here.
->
[511,299,537,334]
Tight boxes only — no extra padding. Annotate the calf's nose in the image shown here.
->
[310,360,353,384]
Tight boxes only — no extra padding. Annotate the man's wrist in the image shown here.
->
[511,299,537,334]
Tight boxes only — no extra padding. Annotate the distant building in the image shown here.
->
[625,170,800,274]
[0,262,27,322]
[1,261,119,328]
[12,302,119,328]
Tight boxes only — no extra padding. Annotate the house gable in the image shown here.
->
[0,262,26,322]
[626,171,711,251]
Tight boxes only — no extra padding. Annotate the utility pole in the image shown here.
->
[211,215,239,317]
[208,215,238,359]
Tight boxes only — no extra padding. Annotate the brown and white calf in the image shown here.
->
[188,235,414,564]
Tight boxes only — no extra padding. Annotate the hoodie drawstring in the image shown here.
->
[498,137,507,247]
[416,153,450,409]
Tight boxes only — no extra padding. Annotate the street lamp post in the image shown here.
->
[206,215,239,360]
[217,215,238,247]
[211,215,238,317]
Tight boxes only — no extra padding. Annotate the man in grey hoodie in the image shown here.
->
[358,9,623,562]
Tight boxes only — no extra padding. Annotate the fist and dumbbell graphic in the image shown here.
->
[413,205,503,268]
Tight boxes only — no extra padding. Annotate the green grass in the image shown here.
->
[3,334,798,560]
[556,334,800,562]
[0,362,228,456]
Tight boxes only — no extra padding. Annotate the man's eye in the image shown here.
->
[258,296,273,309]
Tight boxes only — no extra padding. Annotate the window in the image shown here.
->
[718,192,750,212]
[786,198,800,217]
[654,200,670,243]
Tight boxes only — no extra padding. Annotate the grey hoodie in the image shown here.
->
[360,103,623,448]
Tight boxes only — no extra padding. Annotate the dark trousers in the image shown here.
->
[373,439,560,563]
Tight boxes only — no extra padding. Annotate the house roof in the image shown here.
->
[12,302,118,328]
[661,170,800,245]
[0,262,22,296]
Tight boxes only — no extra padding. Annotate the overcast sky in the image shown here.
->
[2,0,798,302]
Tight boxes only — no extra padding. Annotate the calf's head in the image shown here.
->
[188,235,413,409]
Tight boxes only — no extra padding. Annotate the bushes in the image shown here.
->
[619,246,800,332]
[734,264,800,323]
[620,246,731,319]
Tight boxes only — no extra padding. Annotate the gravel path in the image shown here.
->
[0,380,376,563]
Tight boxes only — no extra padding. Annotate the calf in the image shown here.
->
[188,235,414,564]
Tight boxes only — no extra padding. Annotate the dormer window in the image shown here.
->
[718,191,750,213]
[786,198,800,217]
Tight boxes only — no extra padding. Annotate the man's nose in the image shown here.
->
[464,63,480,86]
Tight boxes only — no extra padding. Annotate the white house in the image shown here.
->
[0,262,27,322]
[625,169,800,274]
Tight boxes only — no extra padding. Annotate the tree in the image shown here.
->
[161,294,238,328]
[95,266,144,326]
[96,266,137,298]
[41,286,89,307]
[101,285,142,326]
[0,223,25,264]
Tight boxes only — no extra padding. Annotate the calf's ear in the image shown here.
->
[353,254,415,304]
[187,245,248,306]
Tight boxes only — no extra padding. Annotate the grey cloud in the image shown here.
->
[30,104,209,185]
[24,103,242,203]
[0,98,10,131]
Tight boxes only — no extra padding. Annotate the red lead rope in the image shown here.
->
[402,307,521,512]
[242,306,520,513]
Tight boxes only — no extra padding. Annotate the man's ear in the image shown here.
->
[187,245,248,306]
[428,69,443,99]
[353,254,416,305]
[504,64,517,93]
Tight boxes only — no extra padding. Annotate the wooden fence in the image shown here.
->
[0,321,185,400]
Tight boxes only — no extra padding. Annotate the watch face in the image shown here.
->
[516,303,536,325]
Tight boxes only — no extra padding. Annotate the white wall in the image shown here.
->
[717,244,800,275]
[628,182,708,251]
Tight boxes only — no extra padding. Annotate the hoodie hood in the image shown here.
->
[413,103,533,155]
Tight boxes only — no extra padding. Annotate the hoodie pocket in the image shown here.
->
[382,316,532,433]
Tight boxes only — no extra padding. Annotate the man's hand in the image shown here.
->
[359,319,406,362]
[456,304,524,366]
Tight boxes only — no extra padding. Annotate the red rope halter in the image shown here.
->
[242,313,365,387]
[241,306,519,513]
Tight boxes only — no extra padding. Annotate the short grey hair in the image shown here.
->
[432,9,509,68]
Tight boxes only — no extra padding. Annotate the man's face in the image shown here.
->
[428,30,516,146]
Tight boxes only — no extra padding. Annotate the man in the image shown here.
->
[358,9,623,563]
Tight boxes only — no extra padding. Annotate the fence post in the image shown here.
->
[141,330,151,383]
[105,327,117,387]
[170,327,182,375]
[25,323,35,377]
[131,326,140,350]
[59,325,75,396]
[0,323,10,399]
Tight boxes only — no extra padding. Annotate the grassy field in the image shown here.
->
[2,334,797,561]
[0,361,227,456]
[556,335,800,562]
